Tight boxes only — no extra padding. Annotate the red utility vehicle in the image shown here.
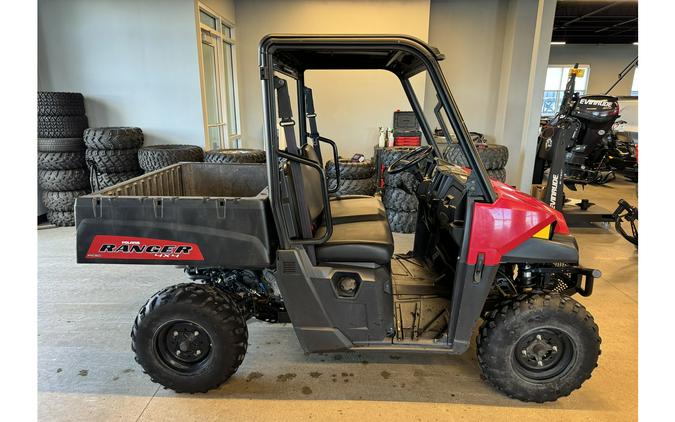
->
[76,35,601,402]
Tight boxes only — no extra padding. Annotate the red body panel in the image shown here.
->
[86,235,205,261]
[467,180,569,265]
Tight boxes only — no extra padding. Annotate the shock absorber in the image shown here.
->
[520,264,535,292]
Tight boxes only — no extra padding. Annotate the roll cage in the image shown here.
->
[259,34,497,248]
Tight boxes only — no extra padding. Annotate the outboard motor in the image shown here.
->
[533,66,623,187]
[566,95,620,182]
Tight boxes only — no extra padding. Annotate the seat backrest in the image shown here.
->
[299,143,325,224]
[279,143,325,240]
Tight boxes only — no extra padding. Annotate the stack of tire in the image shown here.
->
[381,147,420,233]
[204,149,266,164]
[325,159,376,196]
[444,135,509,182]
[38,92,90,227]
[138,145,205,173]
[84,127,144,191]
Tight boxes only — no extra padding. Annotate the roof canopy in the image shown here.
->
[259,35,445,78]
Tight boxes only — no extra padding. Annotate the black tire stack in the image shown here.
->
[138,145,205,173]
[325,159,376,196]
[204,149,266,164]
[444,142,509,182]
[381,147,420,233]
[38,92,90,226]
[84,127,144,191]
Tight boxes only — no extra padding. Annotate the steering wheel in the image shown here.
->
[387,145,434,175]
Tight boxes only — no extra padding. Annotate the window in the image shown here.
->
[630,67,638,96]
[541,65,590,116]
[197,4,241,149]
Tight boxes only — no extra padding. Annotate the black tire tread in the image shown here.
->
[380,147,418,168]
[46,211,75,227]
[37,137,85,153]
[325,159,375,179]
[477,293,601,403]
[386,209,417,233]
[131,283,248,393]
[38,151,86,170]
[38,115,89,138]
[328,176,376,196]
[204,149,266,164]
[42,189,89,212]
[487,168,507,183]
[383,170,420,192]
[91,171,142,191]
[85,148,140,172]
[83,127,144,150]
[38,92,85,116]
[38,168,89,191]
[444,143,509,170]
[383,187,418,212]
[138,145,204,172]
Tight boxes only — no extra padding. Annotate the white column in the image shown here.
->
[493,0,556,191]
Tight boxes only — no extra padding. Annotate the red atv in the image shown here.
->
[75,35,601,402]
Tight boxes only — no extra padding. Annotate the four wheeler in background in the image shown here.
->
[76,35,602,403]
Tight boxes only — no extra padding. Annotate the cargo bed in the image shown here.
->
[75,163,277,268]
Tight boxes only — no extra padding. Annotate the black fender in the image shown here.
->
[501,234,579,264]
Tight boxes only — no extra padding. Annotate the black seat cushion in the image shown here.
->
[299,144,385,225]
[329,196,385,224]
[315,219,394,265]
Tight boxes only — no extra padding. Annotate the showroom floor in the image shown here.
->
[38,178,638,422]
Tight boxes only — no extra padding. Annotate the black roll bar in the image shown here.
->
[316,136,340,193]
[276,149,334,245]
[260,35,498,249]
[400,77,442,158]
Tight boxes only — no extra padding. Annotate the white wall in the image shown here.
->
[38,0,206,147]
[548,44,638,96]
[425,0,555,189]
[234,0,431,157]
[423,0,508,142]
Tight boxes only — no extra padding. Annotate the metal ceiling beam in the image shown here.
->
[556,15,638,19]
[607,26,639,37]
[556,2,620,29]
[595,17,638,33]
[555,27,637,33]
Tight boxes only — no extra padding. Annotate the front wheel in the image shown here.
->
[131,283,248,393]
[477,293,600,402]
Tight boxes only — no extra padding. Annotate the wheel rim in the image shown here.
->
[154,320,213,374]
[513,328,576,382]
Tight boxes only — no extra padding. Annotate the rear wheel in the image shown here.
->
[477,293,600,402]
[132,283,248,393]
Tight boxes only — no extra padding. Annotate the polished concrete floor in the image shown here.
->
[38,178,638,421]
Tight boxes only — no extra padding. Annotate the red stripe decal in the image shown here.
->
[86,235,204,261]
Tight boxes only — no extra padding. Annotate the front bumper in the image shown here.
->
[530,265,601,297]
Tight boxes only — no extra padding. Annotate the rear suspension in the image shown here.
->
[184,267,289,323]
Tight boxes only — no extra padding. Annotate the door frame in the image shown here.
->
[194,2,241,150]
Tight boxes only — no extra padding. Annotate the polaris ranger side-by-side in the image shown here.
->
[75,35,601,402]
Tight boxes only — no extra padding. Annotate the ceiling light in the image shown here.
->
[633,42,638,45]
[551,41,566,45]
